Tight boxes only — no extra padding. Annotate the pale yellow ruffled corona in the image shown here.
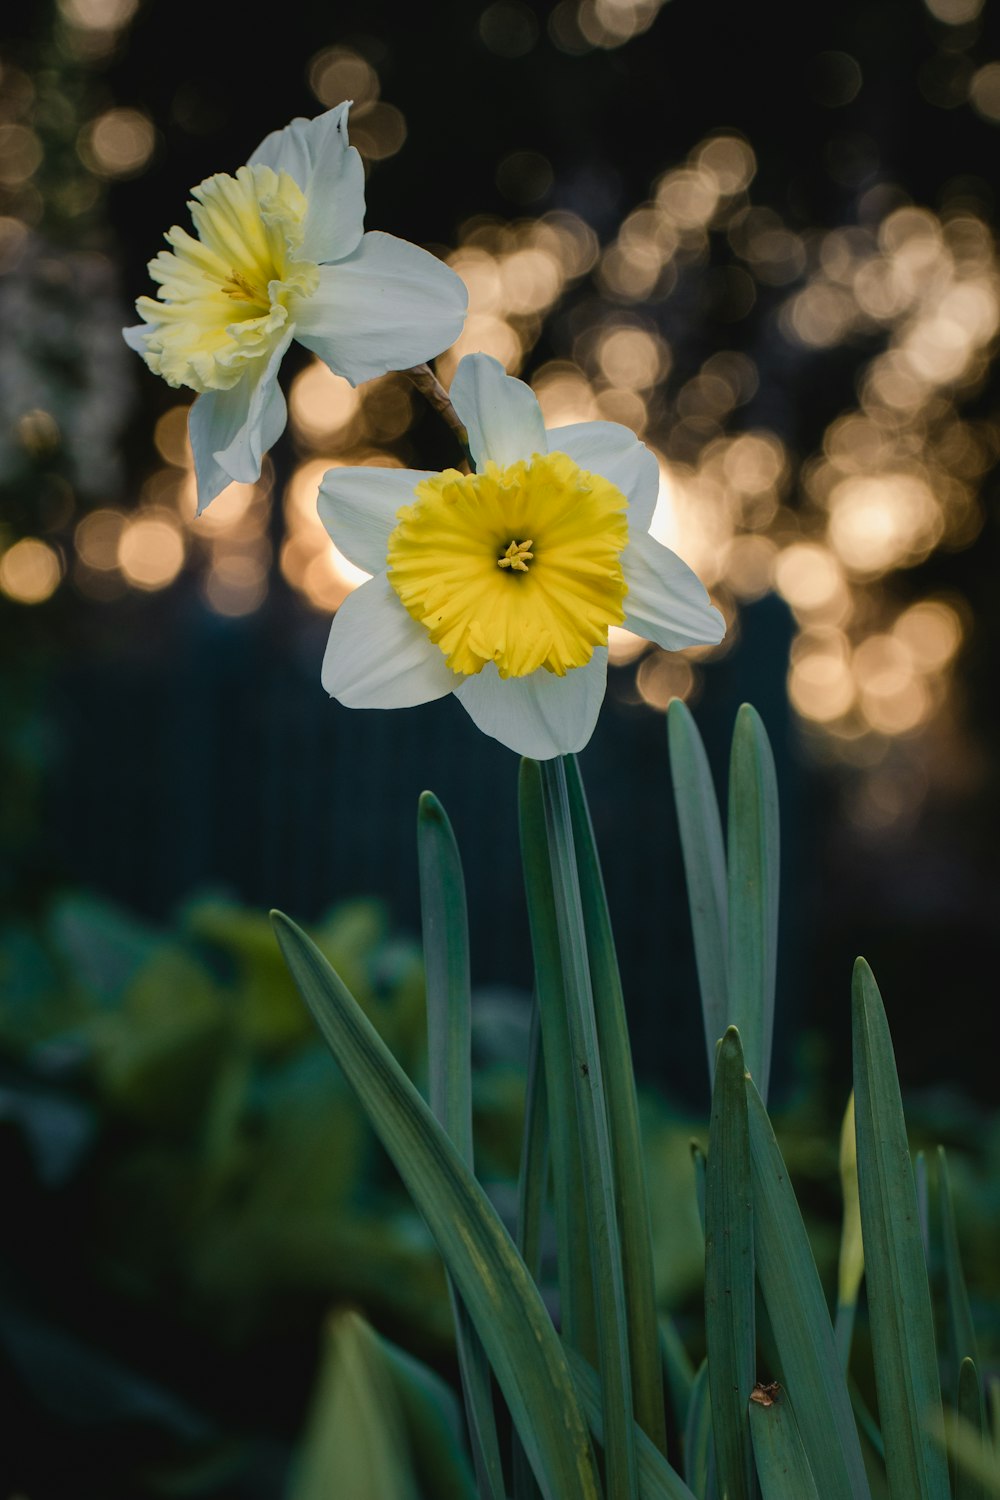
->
[135,164,320,394]
[386,452,629,679]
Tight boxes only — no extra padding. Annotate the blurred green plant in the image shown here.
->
[273,703,998,1500]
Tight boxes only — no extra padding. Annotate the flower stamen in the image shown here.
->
[222,268,268,306]
[497,539,534,572]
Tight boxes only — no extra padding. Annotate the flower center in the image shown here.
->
[386,452,629,679]
[497,539,534,572]
[132,164,320,394]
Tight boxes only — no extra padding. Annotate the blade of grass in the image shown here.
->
[726,705,779,1104]
[745,1077,871,1500]
[565,1345,700,1500]
[565,752,667,1456]
[835,1092,864,1371]
[272,911,603,1500]
[536,755,638,1500]
[666,700,729,1080]
[938,1146,978,1401]
[418,792,506,1500]
[519,760,597,1363]
[748,1389,821,1500]
[852,957,949,1500]
[704,1027,755,1500]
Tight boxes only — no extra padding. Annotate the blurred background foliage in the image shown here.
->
[0,889,997,1495]
[1,0,999,1492]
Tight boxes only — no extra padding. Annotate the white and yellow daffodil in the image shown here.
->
[318,353,725,758]
[124,104,467,511]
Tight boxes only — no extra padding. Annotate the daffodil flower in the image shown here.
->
[123,104,468,512]
[318,353,725,758]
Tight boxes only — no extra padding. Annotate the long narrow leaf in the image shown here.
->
[519,761,597,1361]
[418,792,506,1500]
[748,1390,821,1500]
[288,1309,420,1500]
[835,1092,864,1371]
[704,1027,755,1500]
[955,1358,988,1500]
[565,1345,700,1500]
[272,911,602,1500]
[377,1326,479,1500]
[666,700,728,1078]
[745,1078,871,1500]
[726,704,779,1103]
[659,1315,695,1434]
[939,1146,978,1400]
[852,957,949,1500]
[536,755,638,1500]
[513,997,548,1500]
[684,1361,714,1498]
[565,753,668,1456]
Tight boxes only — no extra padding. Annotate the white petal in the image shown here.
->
[188,330,293,513]
[249,104,365,263]
[546,421,659,535]
[122,323,148,356]
[622,530,726,650]
[449,353,547,470]
[294,233,467,386]
[453,651,608,760]
[317,465,432,574]
[322,572,457,708]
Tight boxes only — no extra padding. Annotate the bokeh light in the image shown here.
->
[0,538,62,603]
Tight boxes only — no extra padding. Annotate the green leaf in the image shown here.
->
[519,761,596,1362]
[852,957,949,1500]
[954,1359,989,1500]
[835,1092,864,1371]
[659,1315,695,1435]
[745,1078,871,1500]
[666,700,728,1078]
[513,997,548,1500]
[287,1309,421,1500]
[691,1142,707,1240]
[564,1345,700,1500]
[704,1027,755,1500]
[417,792,506,1500]
[726,705,779,1103]
[748,1388,821,1500]
[565,753,667,1456]
[272,911,602,1500]
[683,1360,714,1498]
[930,1365,999,1499]
[377,1323,480,1500]
[516,994,548,1283]
[535,755,638,1500]
[938,1147,978,1401]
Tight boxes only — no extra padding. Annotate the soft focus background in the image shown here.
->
[1,0,999,1494]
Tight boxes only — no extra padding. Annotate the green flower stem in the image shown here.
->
[535,754,639,1500]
